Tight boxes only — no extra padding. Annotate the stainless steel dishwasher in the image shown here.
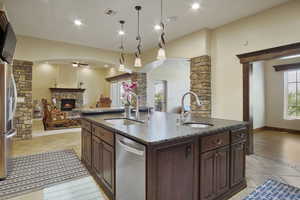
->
[116,135,146,200]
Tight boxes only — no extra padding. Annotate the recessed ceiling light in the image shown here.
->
[74,19,83,26]
[118,30,125,35]
[191,2,200,10]
[154,24,162,31]
[104,9,117,16]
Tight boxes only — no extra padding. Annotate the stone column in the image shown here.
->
[12,60,33,139]
[131,72,147,107]
[190,55,211,117]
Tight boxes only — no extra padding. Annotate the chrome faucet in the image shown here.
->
[129,92,140,120]
[181,91,202,122]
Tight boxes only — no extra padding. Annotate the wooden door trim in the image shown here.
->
[237,42,300,155]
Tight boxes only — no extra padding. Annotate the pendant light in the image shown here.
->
[134,6,142,67]
[118,20,126,72]
[157,0,166,60]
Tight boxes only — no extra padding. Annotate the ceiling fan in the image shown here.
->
[72,62,90,68]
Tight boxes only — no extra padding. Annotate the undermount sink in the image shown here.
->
[183,122,213,128]
[104,118,145,125]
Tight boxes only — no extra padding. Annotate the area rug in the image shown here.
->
[0,150,89,200]
[244,179,300,200]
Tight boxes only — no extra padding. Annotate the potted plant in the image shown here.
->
[121,81,138,118]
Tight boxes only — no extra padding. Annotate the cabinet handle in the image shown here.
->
[216,139,222,145]
[215,152,219,158]
[185,145,192,158]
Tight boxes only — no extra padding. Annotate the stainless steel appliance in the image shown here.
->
[116,135,146,200]
[0,62,17,180]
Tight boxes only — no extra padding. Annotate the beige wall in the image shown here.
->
[252,61,266,129]
[210,0,300,121]
[264,57,300,130]
[14,35,135,66]
[33,63,110,107]
[141,0,300,121]
[145,59,190,113]
[142,29,211,64]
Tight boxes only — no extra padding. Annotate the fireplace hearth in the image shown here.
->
[61,99,76,111]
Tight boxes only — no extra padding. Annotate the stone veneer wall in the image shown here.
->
[190,55,211,117]
[50,91,84,110]
[131,73,147,107]
[13,60,33,139]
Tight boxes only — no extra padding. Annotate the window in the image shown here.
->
[284,70,300,119]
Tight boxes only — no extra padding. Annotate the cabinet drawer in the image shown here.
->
[93,125,114,146]
[231,127,247,144]
[81,120,91,132]
[200,132,229,153]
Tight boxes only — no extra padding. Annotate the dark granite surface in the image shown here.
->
[82,112,248,146]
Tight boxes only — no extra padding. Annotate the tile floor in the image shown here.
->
[6,130,300,200]
[32,119,81,137]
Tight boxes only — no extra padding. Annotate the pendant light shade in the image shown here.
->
[157,0,167,61]
[118,20,126,72]
[134,57,142,67]
[134,6,142,67]
[157,47,166,60]
[119,63,125,72]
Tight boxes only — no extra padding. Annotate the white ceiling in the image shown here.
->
[5,0,289,53]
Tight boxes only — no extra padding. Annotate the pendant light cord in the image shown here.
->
[159,0,166,49]
[135,6,142,57]
[119,20,125,65]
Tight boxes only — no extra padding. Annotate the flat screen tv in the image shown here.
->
[0,23,16,64]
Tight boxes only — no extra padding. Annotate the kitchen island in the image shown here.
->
[81,112,248,200]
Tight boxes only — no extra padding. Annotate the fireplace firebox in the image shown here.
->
[61,99,76,111]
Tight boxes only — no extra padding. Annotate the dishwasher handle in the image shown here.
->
[118,139,145,156]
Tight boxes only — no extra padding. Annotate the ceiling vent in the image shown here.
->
[104,9,117,16]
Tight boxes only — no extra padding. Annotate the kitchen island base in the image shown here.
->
[81,113,248,200]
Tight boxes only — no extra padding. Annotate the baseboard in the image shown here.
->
[253,127,266,133]
[254,126,300,134]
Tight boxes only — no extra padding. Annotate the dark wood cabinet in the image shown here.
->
[102,142,114,192]
[92,135,102,176]
[215,146,230,196]
[84,122,115,199]
[200,146,230,200]
[82,128,92,167]
[200,150,217,200]
[155,142,195,200]
[230,142,246,187]
[82,118,247,200]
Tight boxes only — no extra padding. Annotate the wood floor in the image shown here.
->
[254,130,300,167]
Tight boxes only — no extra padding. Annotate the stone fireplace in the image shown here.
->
[49,88,85,111]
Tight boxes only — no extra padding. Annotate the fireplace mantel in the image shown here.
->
[49,88,86,93]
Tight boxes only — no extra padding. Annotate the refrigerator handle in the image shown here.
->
[6,129,17,138]
[11,73,18,116]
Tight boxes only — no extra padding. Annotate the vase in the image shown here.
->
[124,105,131,118]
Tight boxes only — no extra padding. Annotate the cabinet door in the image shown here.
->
[231,142,246,187]
[102,142,115,192]
[92,136,102,177]
[215,146,230,196]
[156,142,195,200]
[84,129,92,167]
[81,130,86,162]
[200,150,216,200]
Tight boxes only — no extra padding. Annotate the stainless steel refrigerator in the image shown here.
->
[0,61,17,180]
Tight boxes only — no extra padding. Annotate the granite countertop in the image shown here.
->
[82,112,248,146]
[77,107,151,115]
